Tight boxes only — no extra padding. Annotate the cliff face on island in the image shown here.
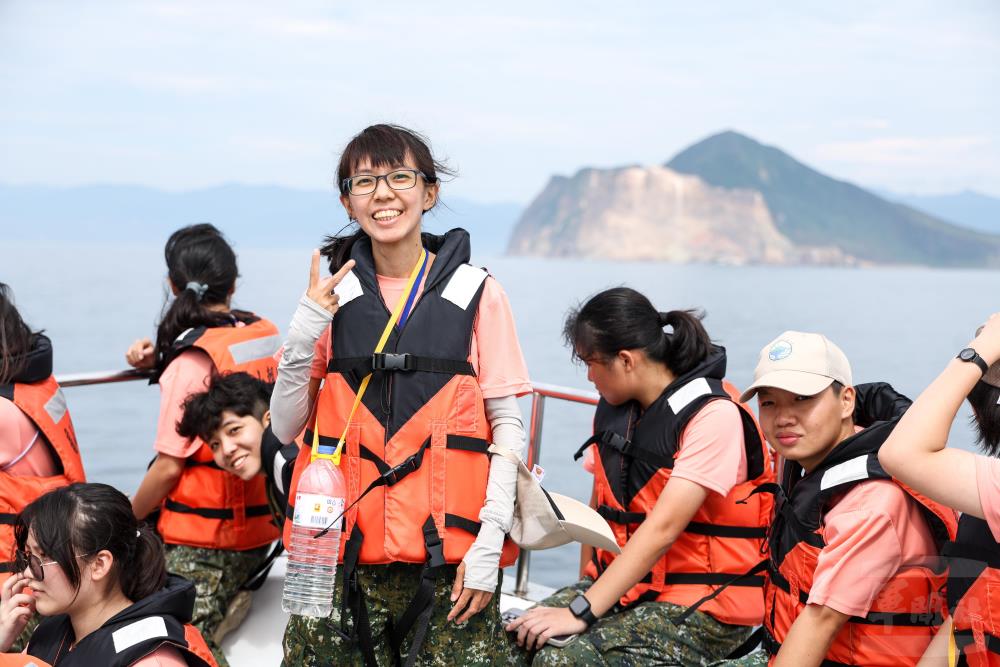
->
[507,131,1000,267]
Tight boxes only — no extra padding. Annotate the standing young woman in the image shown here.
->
[270,124,532,666]
[125,224,281,666]
[879,314,1000,666]
[507,288,773,665]
[0,283,86,651]
[0,483,216,666]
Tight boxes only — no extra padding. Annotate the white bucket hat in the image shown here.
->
[489,444,621,553]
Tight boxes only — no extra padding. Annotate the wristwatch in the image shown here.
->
[958,347,989,376]
[568,594,598,627]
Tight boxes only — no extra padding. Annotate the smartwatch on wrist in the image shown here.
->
[568,594,598,627]
[958,347,990,376]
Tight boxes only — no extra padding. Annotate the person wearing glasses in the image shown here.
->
[0,483,217,666]
[270,124,532,665]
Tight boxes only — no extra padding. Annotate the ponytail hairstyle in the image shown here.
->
[14,483,166,602]
[0,283,41,384]
[154,224,238,371]
[968,380,1000,457]
[320,124,454,272]
[563,287,713,377]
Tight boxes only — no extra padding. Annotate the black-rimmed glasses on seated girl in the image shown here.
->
[341,169,435,196]
[14,549,91,581]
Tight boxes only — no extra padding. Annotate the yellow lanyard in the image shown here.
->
[311,248,428,464]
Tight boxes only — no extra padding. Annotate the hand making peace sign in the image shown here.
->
[306,249,356,317]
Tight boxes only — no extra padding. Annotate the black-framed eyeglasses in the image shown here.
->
[341,169,434,196]
[14,549,89,581]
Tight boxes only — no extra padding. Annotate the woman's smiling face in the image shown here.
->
[340,155,437,249]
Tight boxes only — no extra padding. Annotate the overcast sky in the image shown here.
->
[1,1,997,203]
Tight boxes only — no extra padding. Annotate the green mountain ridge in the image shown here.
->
[666,131,1000,267]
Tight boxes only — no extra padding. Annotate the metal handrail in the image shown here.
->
[55,370,600,598]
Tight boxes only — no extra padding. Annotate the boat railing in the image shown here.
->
[55,371,600,599]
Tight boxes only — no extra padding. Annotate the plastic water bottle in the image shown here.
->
[282,447,346,617]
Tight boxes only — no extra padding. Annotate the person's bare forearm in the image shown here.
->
[132,454,185,520]
[879,360,984,517]
[773,604,849,667]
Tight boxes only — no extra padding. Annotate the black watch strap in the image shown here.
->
[958,348,990,376]
[569,594,598,627]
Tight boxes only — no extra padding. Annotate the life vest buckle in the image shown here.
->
[372,352,414,372]
[383,453,421,486]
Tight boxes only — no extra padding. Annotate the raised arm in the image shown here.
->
[879,312,1000,519]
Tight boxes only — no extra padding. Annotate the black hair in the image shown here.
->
[320,124,454,272]
[0,283,41,384]
[563,287,712,377]
[14,483,166,602]
[154,224,239,372]
[177,371,273,443]
[969,380,1000,457]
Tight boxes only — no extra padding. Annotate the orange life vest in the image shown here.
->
[283,230,518,666]
[943,514,1000,666]
[0,336,86,582]
[577,347,774,626]
[156,314,281,551]
[762,383,957,666]
[284,233,517,569]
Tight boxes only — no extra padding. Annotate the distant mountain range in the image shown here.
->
[0,183,521,258]
[3,136,998,267]
[508,131,1000,267]
[876,189,1000,235]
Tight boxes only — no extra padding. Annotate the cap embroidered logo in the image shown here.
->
[769,340,793,361]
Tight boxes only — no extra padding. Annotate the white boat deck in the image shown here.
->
[222,555,554,665]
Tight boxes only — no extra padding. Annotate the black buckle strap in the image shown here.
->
[943,540,1000,570]
[341,528,378,667]
[389,517,447,667]
[596,505,646,525]
[0,561,14,574]
[163,499,272,520]
[444,514,482,536]
[373,352,415,371]
[0,513,16,525]
[673,559,769,625]
[315,439,433,539]
[684,521,768,539]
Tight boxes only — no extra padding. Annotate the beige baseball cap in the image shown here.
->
[740,331,853,402]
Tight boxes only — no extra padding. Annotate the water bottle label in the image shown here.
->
[293,493,345,529]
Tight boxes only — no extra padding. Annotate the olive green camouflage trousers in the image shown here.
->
[282,562,518,667]
[165,543,272,667]
[525,577,756,667]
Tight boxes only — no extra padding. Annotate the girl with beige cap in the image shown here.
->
[880,314,1000,665]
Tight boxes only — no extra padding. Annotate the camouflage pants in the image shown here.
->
[282,562,518,667]
[9,613,40,653]
[706,649,769,666]
[165,543,272,667]
[526,578,755,667]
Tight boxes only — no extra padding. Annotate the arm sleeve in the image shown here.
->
[462,394,525,591]
[270,294,332,444]
[154,350,214,458]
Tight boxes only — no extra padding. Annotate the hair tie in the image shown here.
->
[657,311,671,327]
[185,282,209,301]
